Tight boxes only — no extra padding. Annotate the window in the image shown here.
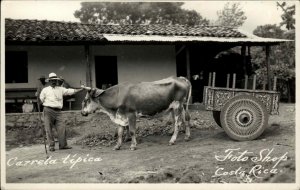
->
[5,51,28,83]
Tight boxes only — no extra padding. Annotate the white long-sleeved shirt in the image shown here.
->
[40,86,77,109]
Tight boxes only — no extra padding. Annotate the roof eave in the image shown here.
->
[103,34,291,45]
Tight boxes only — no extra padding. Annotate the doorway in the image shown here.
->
[95,56,118,89]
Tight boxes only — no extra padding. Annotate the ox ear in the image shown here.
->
[91,88,105,98]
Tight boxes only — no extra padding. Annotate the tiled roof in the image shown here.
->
[5,19,106,42]
[92,24,247,37]
[5,18,247,43]
[5,19,289,44]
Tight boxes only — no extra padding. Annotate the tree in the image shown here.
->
[216,2,247,27]
[250,2,296,102]
[253,24,284,38]
[74,2,209,26]
[276,2,295,30]
[252,24,295,102]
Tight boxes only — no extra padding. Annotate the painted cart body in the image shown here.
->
[203,87,280,115]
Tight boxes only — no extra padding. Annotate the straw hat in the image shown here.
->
[48,73,62,81]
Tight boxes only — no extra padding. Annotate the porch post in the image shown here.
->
[247,46,251,57]
[266,45,271,90]
[85,45,92,87]
[186,46,191,80]
[241,45,247,75]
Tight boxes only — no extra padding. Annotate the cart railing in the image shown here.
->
[203,72,280,115]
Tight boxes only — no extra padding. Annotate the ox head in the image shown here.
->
[81,86,105,116]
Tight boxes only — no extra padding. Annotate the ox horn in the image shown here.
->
[81,85,92,91]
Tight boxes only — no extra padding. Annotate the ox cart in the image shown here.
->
[203,72,280,141]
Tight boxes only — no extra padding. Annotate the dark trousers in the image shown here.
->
[43,107,67,149]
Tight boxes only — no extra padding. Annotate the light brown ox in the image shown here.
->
[81,76,192,151]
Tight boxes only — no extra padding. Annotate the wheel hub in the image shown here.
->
[236,110,253,127]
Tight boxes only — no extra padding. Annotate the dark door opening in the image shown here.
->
[95,56,118,89]
[176,49,187,78]
[176,46,205,103]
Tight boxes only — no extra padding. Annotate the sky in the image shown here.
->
[2,1,296,33]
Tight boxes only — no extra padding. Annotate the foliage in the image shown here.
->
[74,2,209,26]
[276,2,295,30]
[252,24,284,38]
[251,24,295,102]
[250,1,296,102]
[216,2,247,27]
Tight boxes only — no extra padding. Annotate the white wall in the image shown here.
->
[5,44,177,110]
[5,46,86,89]
[90,45,176,86]
[6,45,176,89]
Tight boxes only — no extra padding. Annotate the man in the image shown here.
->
[58,76,70,88]
[40,72,83,151]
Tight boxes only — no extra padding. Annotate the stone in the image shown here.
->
[6,122,15,128]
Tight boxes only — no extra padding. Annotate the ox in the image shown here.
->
[81,76,192,151]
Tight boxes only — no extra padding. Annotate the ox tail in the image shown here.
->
[179,76,192,112]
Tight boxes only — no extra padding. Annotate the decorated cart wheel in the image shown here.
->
[212,111,222,127]
[220,95,268,141]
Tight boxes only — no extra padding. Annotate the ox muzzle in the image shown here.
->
[81,110,89,117]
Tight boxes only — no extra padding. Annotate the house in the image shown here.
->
[4,18,288,112]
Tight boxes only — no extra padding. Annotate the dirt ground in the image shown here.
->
[5,103,295,183]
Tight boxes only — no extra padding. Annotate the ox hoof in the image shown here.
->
[184,137,190,141]
[168,142,175,146]
[113,146,121,151]
[130,146,137,151]
[124,137,131,142]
